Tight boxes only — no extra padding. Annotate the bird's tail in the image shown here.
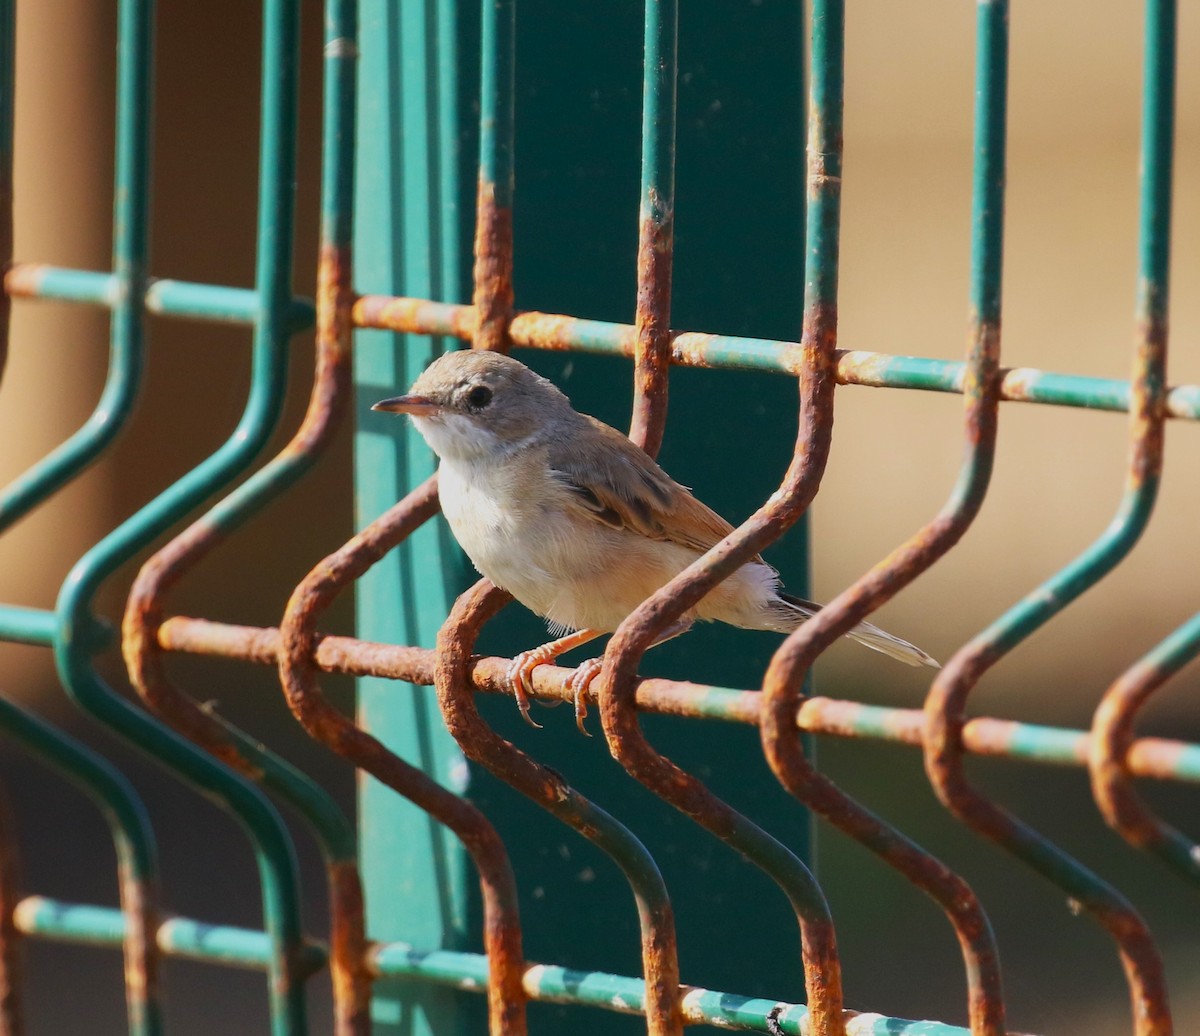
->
[776,593,939,668]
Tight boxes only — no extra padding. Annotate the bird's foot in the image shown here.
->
[506,645,567,728]
[565,657,604,737]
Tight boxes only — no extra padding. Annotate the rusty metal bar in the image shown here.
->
[471,0,515,352]
[350,296,1200,421]
[435,579,683,1035]
[150,622,1200,785]
[1090,612,1200,887]
[119,2,369,1031]
[1086,0,1196,894]
[277,480,528,1036]
[46,1,316,1031]
[592,0,846,1030]
[922,2,1177,1033]
[628,0,677,456]
[760,1,1010,1031]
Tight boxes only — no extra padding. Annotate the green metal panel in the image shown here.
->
[353,2,471,1034]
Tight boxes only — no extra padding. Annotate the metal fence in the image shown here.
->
[0,0,1194,1034]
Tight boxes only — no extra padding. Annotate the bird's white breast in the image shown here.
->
[437,453,565,609]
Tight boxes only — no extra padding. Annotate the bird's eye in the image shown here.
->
[466,385,493,410]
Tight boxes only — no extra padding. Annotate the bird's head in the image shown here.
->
[372,350,573,463]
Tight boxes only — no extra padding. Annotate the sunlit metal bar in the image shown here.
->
[371,946,982,1036]
[13,897,326,974]
[426,1,685,1031]
[155,617,1200,786]
[3,264,314,329]
[594,0,846,1030]
[0,606,55,648]
[0,604,112,650]
[352,296,1200,419]
[348,2,479,1033]
[279,484,530,1036]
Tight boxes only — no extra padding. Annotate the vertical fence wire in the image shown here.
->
[1087,0,1192,892]
[759,2,1010,1031]
[51,1,313,1032]
[0,0,149,530]
[1090,615,1200,887]
[434,581,686,1035]
[0,0,1191,1032]
[120,2,371,1031]
[595,3,849,1033]
[472,0,515,353]
[279,478,531,1036]
[923,2,1177,1033]
[1,3,171,1032]
[628,0,677,457]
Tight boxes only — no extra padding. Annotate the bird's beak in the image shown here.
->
[371,394,442,417]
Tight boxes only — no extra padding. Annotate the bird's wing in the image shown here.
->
[547,415,752,557]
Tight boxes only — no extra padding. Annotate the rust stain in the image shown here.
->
[758,300,1006,1036]
[833,349,897,388]
[787,324,1004,1028]
[922,301,1172,1033]
[1,262,48,299]
[327,860,370,1035]
[351,295,475,340]
[120,240,371,1034]
[595,296,847,1036]
[630,213,674,457]
[277,477,528,1035]
[667,332,721,370]
[434,579,683,1036]
[151,620,1200,783]
[117,853,160,1036]
[1089,647,1196,888]
[472,179,514,353]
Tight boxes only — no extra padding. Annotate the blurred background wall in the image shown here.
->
[0,1,1197,1033]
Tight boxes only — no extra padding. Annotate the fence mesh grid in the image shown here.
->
[0,1,1193,1035]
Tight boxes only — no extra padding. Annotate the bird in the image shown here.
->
[373,349,938,733]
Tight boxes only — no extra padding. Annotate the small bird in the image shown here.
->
[374,350,937,732]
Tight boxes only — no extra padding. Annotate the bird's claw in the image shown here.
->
[566,658,604,737]
[506,651,546,729]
